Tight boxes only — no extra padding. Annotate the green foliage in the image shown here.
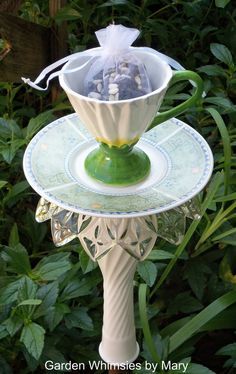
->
[210,43,234,67]
[32,253,72,281]
[216,343,236,368]
[20,322,45,360]
[137,260,158,287]
[0,0,235,372]
[215,0,231,8]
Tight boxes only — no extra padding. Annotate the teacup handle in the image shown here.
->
[147,70,203,130]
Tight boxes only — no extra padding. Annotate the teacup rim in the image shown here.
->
[59,47,173,104]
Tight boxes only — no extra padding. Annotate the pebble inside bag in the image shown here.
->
[84,24,152,101]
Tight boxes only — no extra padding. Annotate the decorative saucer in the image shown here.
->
[23,113,213,218]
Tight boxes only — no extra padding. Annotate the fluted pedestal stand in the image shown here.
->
[98,245,138,364]
[77,215,158,364]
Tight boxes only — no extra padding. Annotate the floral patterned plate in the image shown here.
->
[23,113,213,218]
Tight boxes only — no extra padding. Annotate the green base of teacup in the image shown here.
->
[85,143,151,186]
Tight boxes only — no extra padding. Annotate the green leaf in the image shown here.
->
[201,305,236,331]
[197,65,226,77]
[18,277,37,301]
[54,7,81,21]
[0,279,21,304]
[42,344,67,367]
[23,209,47,246]
[45,303,70,331]
[186,362,216,374]
[214,192,236,202]
[65,307,93,330]
[42,337,67,368]
[8,223,20,247]
[216,343,236,357]
[168,292,203,315]
[161,316,192,337]
[22,348,39,372]
[184,259,211,300]
[17,299,42,307]
[80,250,98,274]
[187,272,206,301]
[210,43,233,66]
[137,261,157,287]
[26,111,54,140]
[3,316,23,337]
[138,284,162,364]
[34,282,59,319]
[213,227,236,241]
[169,290,236,353]
[163,305,236,338]
[60,279,90,300]
[0,325,9,340]
[1,244,31,274]
[17,277,38,317]
[0,354,12,373]
[219,250,236,283]
[32,253,71,281]
[0,118,22,139]
[20,322,45,360]
[205,97,234,109]
[0,181,7,189]
[98,0,129,7]
[147,249,174,261]
[60,273,101,301]
[215,0,231,8]
[3,181,29,206]
[206,108,231,194]
[0,139,26,164]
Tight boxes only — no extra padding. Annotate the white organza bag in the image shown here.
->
[22,24,189,94]
[84,25,152,101]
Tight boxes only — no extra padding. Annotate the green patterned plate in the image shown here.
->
[23,113,213,217]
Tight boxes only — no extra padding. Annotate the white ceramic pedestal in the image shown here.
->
[98,245,139,364]
[76,215,158,364]
[23,114,214,365]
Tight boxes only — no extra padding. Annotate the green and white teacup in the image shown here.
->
[59,49,203,186]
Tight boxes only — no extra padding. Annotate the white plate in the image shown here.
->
[23,113,213,218]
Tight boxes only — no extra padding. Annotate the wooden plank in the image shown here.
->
[49,0,68,61]
[0,12,50,82]
[49,0,68,101]
[0,0,22,14]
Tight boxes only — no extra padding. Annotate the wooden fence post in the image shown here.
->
[0,0,22,14]
[0,13,51,82]
[0,0,68,85]
[49,0,68,101]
